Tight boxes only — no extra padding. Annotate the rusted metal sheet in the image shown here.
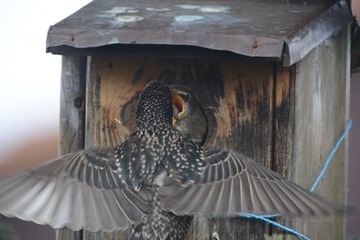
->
[284,0,351,65]
[46,0,351,66]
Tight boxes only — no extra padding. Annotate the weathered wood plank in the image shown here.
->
[272,63,294,176]
[59,55,87,153]
[267,27,349,240]
[83,56,143,240]
[57,55,87,240]
[287,27,350,239]
[83,55,276,239]
[270,63,296,238]
[193,59,275,240]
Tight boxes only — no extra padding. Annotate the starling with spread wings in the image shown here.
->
[0,81,341,240]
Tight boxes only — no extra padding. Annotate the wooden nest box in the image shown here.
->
[46,0,352,239]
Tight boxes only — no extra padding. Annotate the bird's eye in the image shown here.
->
[182,94,190,101]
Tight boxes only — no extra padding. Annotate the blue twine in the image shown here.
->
[310,119,352,192]
[238,119,352,240]
[241,213,310,240]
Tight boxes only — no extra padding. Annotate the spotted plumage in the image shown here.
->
[0,81,343,240]
[114,82,205,193]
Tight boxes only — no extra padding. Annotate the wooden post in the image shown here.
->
[281,26,350,240]
[57,55,86,240]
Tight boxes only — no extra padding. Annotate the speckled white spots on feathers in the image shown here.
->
[114,125,205,189]
[113,81,205,190]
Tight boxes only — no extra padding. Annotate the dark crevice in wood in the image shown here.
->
[78,56,87,150]
[271,62,278,174]
[268,62,279,237]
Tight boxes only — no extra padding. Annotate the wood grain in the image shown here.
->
[57,55,87,240]
[289,27,349,240]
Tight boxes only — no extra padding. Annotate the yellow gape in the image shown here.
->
[171,91,185,125]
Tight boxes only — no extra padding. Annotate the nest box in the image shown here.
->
[46,0,352,239]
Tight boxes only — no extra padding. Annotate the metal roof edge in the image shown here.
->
[46,26,284,58]
[283,0,352,66]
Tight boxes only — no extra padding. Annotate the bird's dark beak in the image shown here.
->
[171,91,185,125]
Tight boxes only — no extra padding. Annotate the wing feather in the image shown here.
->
[158,148,341,217]
[0,147,151,232]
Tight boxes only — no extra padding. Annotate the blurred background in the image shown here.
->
[0,0,90,239]
[0,1,359,239]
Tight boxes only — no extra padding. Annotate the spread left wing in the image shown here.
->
[157,148,341,218]
[0,147,151,232]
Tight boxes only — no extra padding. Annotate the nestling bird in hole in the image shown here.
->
[0,81,343,240]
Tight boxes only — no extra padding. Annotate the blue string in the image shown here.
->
[310,119,352,192]
[238,119,352,239]
[241,213,310,240]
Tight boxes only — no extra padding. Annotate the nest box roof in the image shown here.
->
[46,0,352,66]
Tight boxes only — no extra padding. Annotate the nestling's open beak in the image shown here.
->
[171,91,185,125]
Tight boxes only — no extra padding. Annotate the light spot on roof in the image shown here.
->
[114,15,144,23]
[175,15,204,23]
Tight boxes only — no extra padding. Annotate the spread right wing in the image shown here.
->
[158,148,342,217]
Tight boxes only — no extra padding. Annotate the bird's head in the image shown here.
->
[136,81,173,129]
[171,85,208,145]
